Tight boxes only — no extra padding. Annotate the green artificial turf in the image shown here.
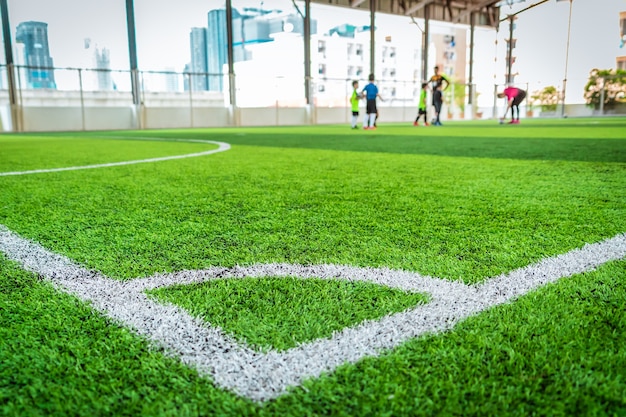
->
[1,256,624,416]
[269,259,626,417]
[148,277,428,351]
[1,118,625,415]
[0,135,220,172]
[1,119,624,282]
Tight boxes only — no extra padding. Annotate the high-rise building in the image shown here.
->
[201,8,317,92]
[94,46,114,91]
[15,21,56,89]
[189,27,209,91]
[183,63,191,91]
[164,67,180,92]
[207,9,228,92]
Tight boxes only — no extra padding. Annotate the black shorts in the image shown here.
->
[352,111,359,116]
[432,90,442,106]
[512,90,526,106]
[418,108,426,115]
[366,99,377,114]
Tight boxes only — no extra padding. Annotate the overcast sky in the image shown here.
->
[3,0,625,102]
[502,0,625,101]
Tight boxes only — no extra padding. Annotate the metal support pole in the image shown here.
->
[125,0,143,129]
[506,15,514,85]
[526,81,529,116]
[188,73,194,127]
[369,0,376,77]
[304,0,311,105]
[599,80,605,115]
[78,69,86,130]
[1,0,19,131]
[468,12,475,108]
[561,0,573,118]
[422,5,430,81]
[125,0,139,106]
[493,83,499,119]
[226,0,236,110]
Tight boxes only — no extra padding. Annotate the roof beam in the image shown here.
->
[404,0,437,15]
[350,0,368,7]
[455,0,499,22]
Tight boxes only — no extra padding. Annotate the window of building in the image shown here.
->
[318,64,326,75]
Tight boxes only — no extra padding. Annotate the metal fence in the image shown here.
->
[1,64,623,132]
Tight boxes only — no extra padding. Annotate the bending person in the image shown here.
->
[498,85,527,124]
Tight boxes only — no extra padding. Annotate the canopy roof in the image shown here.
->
[311,0,502,28]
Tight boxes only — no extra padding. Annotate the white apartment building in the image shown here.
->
[231,19,470,110]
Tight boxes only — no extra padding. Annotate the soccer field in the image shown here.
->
[1,118,625,416]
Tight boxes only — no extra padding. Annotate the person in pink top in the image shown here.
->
[498,86,527,124]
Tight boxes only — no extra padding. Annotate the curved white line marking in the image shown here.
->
[0,138,230,177]
[1,224,625,402]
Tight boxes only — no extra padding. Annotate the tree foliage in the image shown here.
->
[443,80,468,113]
[584,68,626,109]
[530,86,560,112]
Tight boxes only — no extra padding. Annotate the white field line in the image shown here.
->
[0,138,230,176]
[1,224,625,402]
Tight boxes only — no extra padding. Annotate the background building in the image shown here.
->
[93,46,113,91]
[15,21,56,89]
[617,11,626,70]
[189,27,209,92]
[192,7,318,93]
[207,9,228,92]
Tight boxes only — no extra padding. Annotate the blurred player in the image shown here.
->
[498,85,527,124]
[429,66,449,126]
[413,83,430,126]
[350,80,361,129]
[361,73,383,130]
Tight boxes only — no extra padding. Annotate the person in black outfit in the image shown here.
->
[428,66,450,126]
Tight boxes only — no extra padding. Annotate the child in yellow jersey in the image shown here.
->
[413,83,430,126]
[350,80,361,129]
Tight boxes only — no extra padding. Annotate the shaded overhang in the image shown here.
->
[310,0,501,28]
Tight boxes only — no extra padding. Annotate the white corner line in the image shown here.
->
[0,138,230,177]
[0,224,625,402]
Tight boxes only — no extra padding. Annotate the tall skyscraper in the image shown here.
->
[201,8,317,92]
[189,27,209,91]
[15,21,56,89]
[164,67,180,92]
[94,46,114,91]
[207,9,228,92]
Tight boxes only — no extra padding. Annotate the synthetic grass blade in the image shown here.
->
[1,224,624,401]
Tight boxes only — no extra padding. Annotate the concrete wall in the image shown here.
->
[0,89,621,133]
